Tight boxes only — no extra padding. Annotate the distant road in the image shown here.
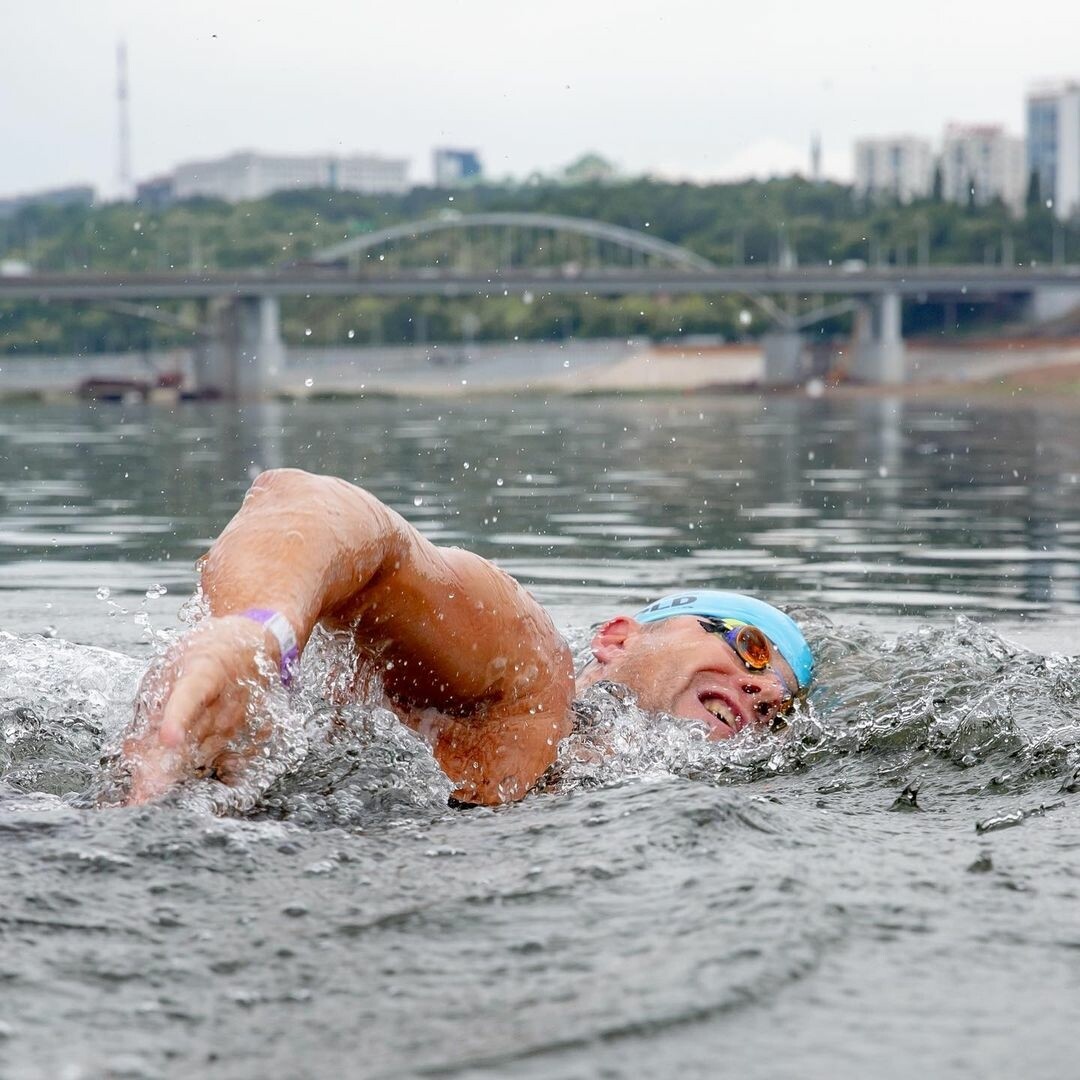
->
[3,265,1080,302]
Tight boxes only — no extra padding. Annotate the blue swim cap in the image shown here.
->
[634,590,814,689]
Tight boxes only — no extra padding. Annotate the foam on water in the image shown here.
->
[4,611,1079,830]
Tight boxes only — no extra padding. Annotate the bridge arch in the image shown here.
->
[311,211,717,273]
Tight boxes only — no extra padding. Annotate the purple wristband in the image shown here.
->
[240,608,300,686]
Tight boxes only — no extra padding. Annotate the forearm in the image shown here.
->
[199,468,403,647]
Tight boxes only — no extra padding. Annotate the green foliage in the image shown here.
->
[1,177,1077,353]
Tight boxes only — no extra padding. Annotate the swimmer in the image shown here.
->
[122,469,813,805]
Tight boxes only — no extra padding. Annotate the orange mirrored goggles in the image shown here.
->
[697,617,772,670]
[697,617,800,708]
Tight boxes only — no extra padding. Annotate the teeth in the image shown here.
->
[702,697,737,729]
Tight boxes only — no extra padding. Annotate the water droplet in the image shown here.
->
[496,478,504,487]
[304,378,314,388]
[96,586,110,600]
[347,329,355,339]
[413,495,423,506]
[145,583,167,599]
[304,327,312,336]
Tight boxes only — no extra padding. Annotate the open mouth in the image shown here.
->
[698,692,745,737]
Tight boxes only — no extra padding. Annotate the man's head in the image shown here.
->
[576,590,813,739]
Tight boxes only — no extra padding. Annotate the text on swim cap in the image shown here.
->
[641,595,697,614]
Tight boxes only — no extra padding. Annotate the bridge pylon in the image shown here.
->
[850,291,905,385]
[762,331,807,385]
[193,295,285,399]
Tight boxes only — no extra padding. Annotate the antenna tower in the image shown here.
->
[117,40,132,197]
[810,133,822,184]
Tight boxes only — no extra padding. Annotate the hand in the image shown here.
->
[121,615,281,804]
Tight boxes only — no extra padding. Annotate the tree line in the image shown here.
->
[1,176,1075,354]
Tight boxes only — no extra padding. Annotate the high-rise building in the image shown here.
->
[1026,82,1080,218]
[433,148,482,187]
[170,151,409,202]
[853,137,934,203]
[941,124,1026,213]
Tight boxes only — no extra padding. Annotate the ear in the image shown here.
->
[590,616,642,666]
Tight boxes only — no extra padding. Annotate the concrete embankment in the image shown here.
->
[0,339,762,400]
[281,340,763,397]
[906,335,1080,385]
[5,336,1080,400]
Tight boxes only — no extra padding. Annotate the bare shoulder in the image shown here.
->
[234,468,575,802]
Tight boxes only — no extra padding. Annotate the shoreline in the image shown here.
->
[4,335,1080,403]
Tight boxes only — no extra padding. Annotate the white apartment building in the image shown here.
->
[941,124,1026,213]
[854,137,934,203]
[171,151,409,202]
[1027,82,1080,219]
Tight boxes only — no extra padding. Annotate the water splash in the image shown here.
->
[545,614,1080,804]
[0,630,140,799]
[2,615,1079,825]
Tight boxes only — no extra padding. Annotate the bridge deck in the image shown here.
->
[2,265,1079,302]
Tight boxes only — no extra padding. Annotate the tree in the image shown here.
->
[1025,169,1042,212]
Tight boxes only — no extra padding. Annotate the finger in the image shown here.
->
[124,692,231,805]
[211,749,256,786]
[186,685,251,748]
[159,658,227,747]
[125,741,186,804]
[189,698,247,770]
[124,690,224,803]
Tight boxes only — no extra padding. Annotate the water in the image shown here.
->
[3,395,1080,1079]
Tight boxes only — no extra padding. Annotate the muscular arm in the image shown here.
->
[124,469,574,805]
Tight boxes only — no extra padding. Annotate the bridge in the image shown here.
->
[3,211,1079,397]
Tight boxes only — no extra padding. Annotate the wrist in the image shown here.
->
[239,608,300,685]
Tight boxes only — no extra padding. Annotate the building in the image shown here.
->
[941,124,1026,213]
[169,151,409,203]
[1027,82,1080,219]
[853,137,934,204]
[560,153,619,185]
[433,148,482,187]
[0,184,95,219]
[134,174,175,210]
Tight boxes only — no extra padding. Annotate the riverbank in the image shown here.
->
[4,335,1080,401]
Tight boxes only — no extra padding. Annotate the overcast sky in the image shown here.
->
[3,0,1080,199]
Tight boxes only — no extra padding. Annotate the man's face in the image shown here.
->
[582,615,798,738]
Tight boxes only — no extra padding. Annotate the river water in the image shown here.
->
[2,394,1080,1079]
